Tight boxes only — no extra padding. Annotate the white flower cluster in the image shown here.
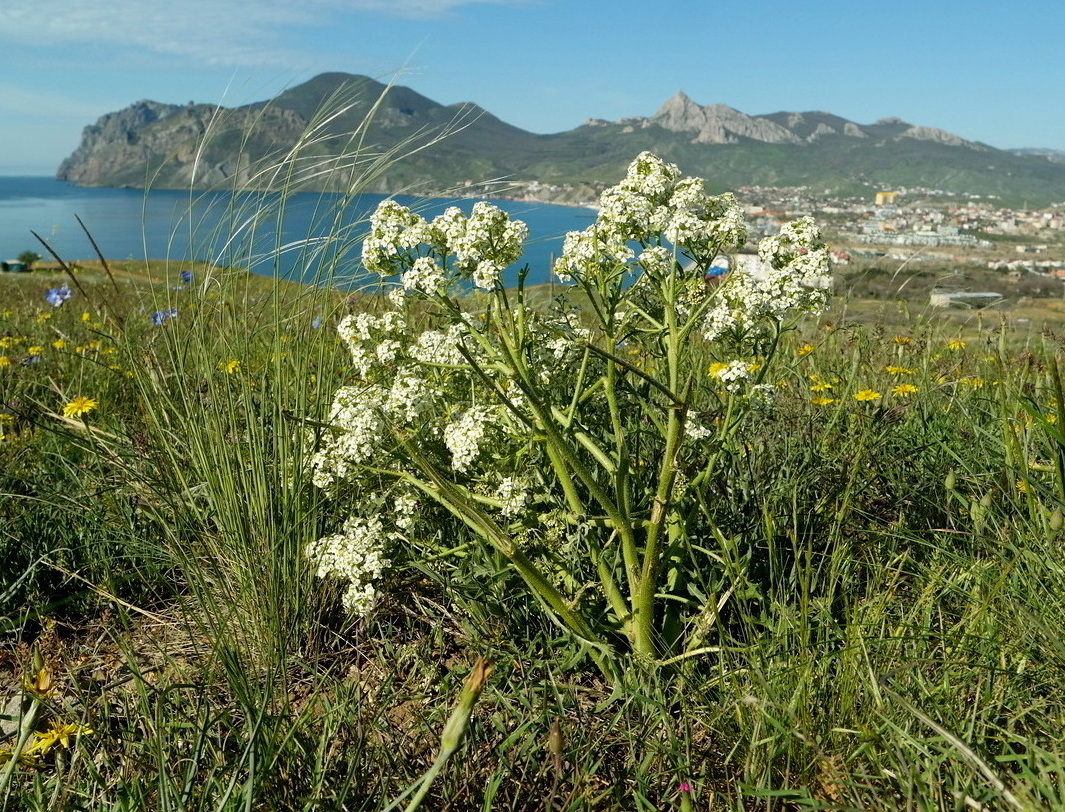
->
[309,384,386,488]
[443,405,496,472]
[444,201,528,289]
[553,227,632,283]
[337,311,408,376]
[748,383,777,408]
[553,152,747,282]
[494,476,528,518]
[361,199,528,292]
[701,216,831,342]
[310,285,543,612]
[402,256,446,293]
[686,420,714,441]
[305,515,392,614]
[393,493,420,532]
[711,360,754,393]
[361,200,431,277]
[411,323,471,367]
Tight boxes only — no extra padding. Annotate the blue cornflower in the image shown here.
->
[179,270,194,285]
[150,308,179,326]
[45,285,72,307]
[311,316,323,329]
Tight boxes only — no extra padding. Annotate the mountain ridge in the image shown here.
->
[56,72,1065,205]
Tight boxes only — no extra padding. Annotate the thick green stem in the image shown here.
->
[631,271,687,657]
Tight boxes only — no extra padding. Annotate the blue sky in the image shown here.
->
[2,0,1063,175]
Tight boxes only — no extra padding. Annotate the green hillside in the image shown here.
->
[57,72,1065,206]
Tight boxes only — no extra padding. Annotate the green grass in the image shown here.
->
[19,110,1065,811]
[8,239,1065,807]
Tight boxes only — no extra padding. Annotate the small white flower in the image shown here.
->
[306,514,392,615]
[402,256,446,293]
[495,477,528,517]
[443,406,495,472]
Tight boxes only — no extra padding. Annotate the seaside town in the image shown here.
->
[489,177,1065,308]
[4,177,1064,313]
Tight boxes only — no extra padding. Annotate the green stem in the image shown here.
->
[631,271,687,658]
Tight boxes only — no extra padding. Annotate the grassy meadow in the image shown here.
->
[6,218,1065,810]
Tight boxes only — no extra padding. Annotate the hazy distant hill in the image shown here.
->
[1009,147,1065,165]
[57,73,1065,206]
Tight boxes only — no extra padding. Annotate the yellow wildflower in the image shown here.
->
[52,339,66,349]
[27,345,43,355]
[948,340,966,351]
[0,356,9,368]
[81,312,92,322]
[220,359,241,374]
[811,396,839,406]
[35,312,52,323]
[24,666,53,697]
[24,721,93,756]
[853,389,882,402]
[885,365,915,375]
[708,362,729,377]
[810,382,833,392]
[891,383,919,396]
[62,396,98,419]
[796,343,815,357]
[893,335,913,346]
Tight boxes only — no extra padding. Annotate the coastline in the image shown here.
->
[1,177,595,288]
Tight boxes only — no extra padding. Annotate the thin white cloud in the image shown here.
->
[0,83,117,120]
[0,0,529,67]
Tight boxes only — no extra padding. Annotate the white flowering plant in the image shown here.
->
[307,152,831,670]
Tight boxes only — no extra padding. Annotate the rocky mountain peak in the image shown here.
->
[650,95,801,145]
[902,125,983,149]
[652,91,703,130]
[55,73,1057,203]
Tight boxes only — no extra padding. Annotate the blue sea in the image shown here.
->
[0,177,597,289]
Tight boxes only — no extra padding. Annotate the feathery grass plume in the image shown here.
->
[61,75,459,686]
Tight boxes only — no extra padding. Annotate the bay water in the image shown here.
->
[0,177,596,289]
